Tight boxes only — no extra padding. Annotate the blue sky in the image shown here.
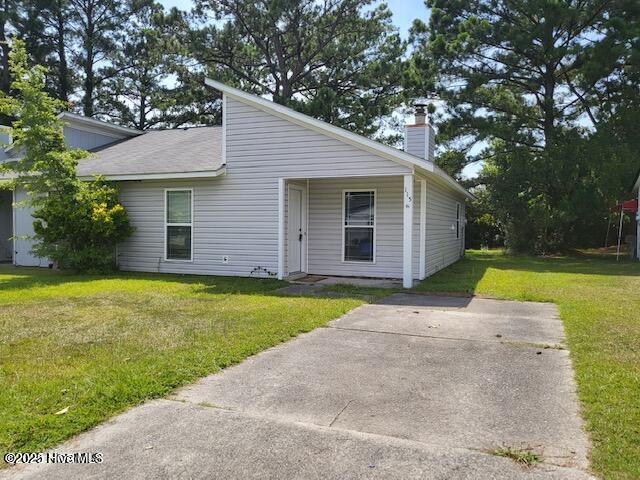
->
[157,0,430,38]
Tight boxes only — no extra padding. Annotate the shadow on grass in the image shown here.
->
[1,249,637,301]
[0,264,286,296]
[414,250,639,296]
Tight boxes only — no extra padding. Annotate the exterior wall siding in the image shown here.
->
[9,94,468,278]
[405,127,427,159]
[305,176,404,278]
[63,126,123,150]
[424,177,466,276]
[117,97,411,277]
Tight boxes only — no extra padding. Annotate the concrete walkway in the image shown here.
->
[2,294,593,480]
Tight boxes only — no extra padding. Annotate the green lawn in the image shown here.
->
[2,253,639,479]
[0,266,363,461]
[415,250,640,480]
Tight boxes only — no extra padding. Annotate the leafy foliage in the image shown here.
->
[96,2,176,129]
[188,0,406,138]
[464,186,502,249]
[0,40,132,272]
[411,0,639,253]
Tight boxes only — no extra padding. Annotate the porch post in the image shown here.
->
[419,178,426,280]
[403,174,414,288]
[277,178,285,279]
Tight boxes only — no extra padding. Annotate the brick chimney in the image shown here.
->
[404,101,434,162]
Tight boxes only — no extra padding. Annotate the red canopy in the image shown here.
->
[612,199,638,213]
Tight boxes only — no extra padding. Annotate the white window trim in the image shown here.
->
[164,188,194,262]
[455,202,461,239]
[341,189,377,264]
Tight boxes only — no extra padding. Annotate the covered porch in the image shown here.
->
[277,174,427,288]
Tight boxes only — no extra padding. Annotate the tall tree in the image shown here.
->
[0,0,17,95]
[411,0,638,252]
[97,2,174,129]
[70,0,137,117]
[189,0,406,138]
[39,0,76,102]
[144,6,224,127]
[0,1,76,102]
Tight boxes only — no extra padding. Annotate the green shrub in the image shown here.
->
[31,179,133,272]
[0,40,132,273]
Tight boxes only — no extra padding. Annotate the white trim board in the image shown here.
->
[341,189,377,264]
[419,178,426,280]
[402,174,413,288]
[277,178,286,279]
[164,188,194,263]
[78,167,226,182]
[58,112,142,137]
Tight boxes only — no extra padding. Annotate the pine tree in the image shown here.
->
[188,0,406,138]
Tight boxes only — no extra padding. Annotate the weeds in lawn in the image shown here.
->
[489,446,542,467]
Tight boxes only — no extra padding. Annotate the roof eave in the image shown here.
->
[78,166,227,181]
[58,112,143,137]
[416,164,476,201]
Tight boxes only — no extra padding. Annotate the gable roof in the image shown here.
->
[2,112,142,159]
[77,127,225,181]
[59,112,143,138]
[205,78,474,200]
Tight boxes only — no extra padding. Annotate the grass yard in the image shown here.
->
[415,250,640,480]
[2,252,639,480]
[0,266,363,462]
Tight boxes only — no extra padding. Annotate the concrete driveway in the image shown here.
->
[2,294,593,480]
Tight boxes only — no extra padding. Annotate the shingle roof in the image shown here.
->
[76,126,223,178]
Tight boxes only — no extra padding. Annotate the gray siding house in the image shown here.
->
[0,80,473,287]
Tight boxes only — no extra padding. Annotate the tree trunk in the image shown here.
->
[274,79,293,105]
[82,3,95,117]
[139,95,146,130]
[542,74,556,146]
[55,1,70,102]
[0,0,10,94]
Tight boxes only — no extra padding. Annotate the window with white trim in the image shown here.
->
[343,191,375,262]
[166,189,193,260]
[456,203,460,239]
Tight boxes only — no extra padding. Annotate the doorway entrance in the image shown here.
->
[287,184,307,275]
[0,190,13,263]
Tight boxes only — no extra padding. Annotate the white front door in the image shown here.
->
[13,188,46,267]
[287,185,306,274]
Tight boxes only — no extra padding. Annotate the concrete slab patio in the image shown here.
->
[2,294,594,480]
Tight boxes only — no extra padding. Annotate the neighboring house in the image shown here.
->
[634,170,640,261]
[0,80,473,287]
[0,113,143,266]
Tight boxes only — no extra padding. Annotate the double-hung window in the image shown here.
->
[165,189,193,261]
[343,190,375,262]
[455,203,460,239]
